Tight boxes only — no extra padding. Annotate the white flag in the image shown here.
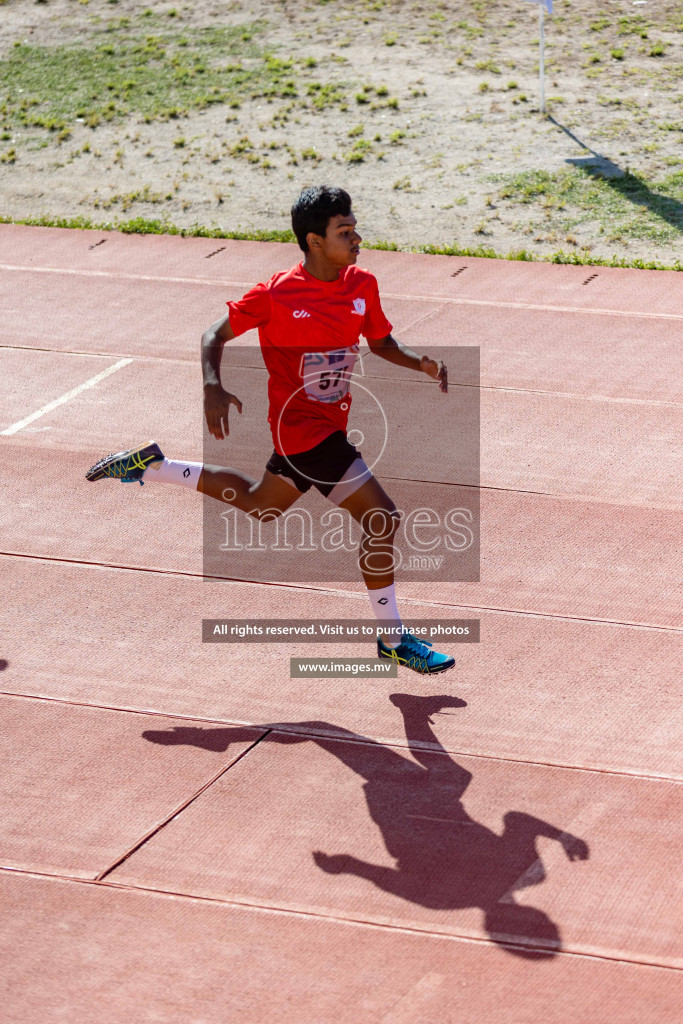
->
[521,0,553,11]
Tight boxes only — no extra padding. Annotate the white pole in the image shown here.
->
[539,5,545,113]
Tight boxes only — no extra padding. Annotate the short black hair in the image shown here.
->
[291,184,352,253]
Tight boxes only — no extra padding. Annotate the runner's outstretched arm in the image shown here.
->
[367,333,448,393]
[201,312,243,439]
[503,812,590,861]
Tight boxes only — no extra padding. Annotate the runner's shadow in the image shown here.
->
[143,696,588,959]
[142,725,255,751]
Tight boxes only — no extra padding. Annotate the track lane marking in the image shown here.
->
[382,973,445,1023]
[498,802,604,907]
[2,343,682,410]
[2,866,680,970]
[2,550,682,632]
[0,691,680,782]
[1,263,681,321]
[0,357,133,436]
[95,730,271,883]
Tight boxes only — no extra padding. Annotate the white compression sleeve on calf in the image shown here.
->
[367,583,403,649]
[144,459,202,490]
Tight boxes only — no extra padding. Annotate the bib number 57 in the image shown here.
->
[318,366,348,391]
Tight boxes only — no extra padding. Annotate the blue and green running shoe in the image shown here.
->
[85,441,164,485]
[377,631,455,674]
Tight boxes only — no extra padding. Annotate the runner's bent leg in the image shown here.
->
[199,466,303,517]
[338,475,400,588]
[86,444,302,518]
[338,475,403,646]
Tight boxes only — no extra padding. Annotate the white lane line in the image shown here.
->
[1,357,133,436]
[0,262,232,288]
[0,263,681,321]
[498,801,604,907]
[381,973,445,1024]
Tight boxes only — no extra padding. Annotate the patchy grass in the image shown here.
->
[0,214,679,270]
[0,0,680,265]
[495,167,683,244]
[344,137,373,163]
[0,24,265,131]
[93,184,167,212]
[617,15,649,37]
[0,20,352,133]
[0,213,299,243]
[300,146,322,164]
[305,81,347,111]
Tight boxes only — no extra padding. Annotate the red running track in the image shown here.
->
[1,224,682,1022]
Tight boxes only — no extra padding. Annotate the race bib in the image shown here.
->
[300,345,359,403]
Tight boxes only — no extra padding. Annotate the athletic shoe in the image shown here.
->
[377,631,455,674]
[85,441,164,485]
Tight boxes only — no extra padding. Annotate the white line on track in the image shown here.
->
[381,972,444,1024]
[498,802,604,908]
[0,263,681,321]
[1,357,133,436]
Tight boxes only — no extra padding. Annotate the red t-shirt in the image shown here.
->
[227,262,392,455]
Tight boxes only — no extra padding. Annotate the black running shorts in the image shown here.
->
[266,430,370,499]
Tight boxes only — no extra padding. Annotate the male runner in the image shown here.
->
[86,184,454,674]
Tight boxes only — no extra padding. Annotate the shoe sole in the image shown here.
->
[86,442,162,482]
[378,653,456,675]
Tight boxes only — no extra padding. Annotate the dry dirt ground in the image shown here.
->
[0,0,681,263]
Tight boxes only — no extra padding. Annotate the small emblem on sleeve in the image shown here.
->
[351,298,366,316]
